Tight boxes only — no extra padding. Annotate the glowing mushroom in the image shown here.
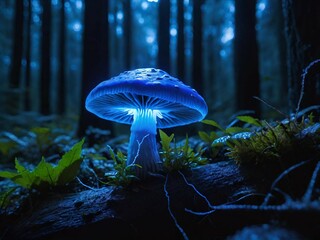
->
[85,68,208,178]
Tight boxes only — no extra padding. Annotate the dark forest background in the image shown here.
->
[0,0,320,137]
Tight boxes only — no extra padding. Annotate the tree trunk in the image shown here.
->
[192,0,204,96]
[40,0,52,115]
[123,0,132,70]
[234,0,260,117]
[177,0,185,81]
[77,0,113,137]
[57,0,66,115]
[8,0,24,114]
[282,0,320,113]
[157,0,170,73]
[24,0,32,111]
[272,0,288,110]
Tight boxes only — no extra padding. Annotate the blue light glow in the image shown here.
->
[170,28,177,37]
[72,22,82,32]
[221,27,234,43]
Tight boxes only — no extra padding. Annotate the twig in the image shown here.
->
[303,161,320,203]
[253,96,289,118]
[262,160,310,206]
[295,59,320,117]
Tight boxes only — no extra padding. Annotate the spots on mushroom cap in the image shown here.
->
[115,68,183,86]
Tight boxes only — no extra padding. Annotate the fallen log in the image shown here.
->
[4,160,319,239]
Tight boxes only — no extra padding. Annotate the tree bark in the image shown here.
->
[272,0,288,109]
[234,0,261,117]
[157,0,170,73]
[77,0,113,137]
[282,0,320,113]
[8,162,258,239]
[5,160,319,240]
[24,0,32,111]
[192,0,204,96]
[8,0,24,114]
[123,0,132,70]
[57,0,66,115]
[40,0,52,115]
[177,0,185,81]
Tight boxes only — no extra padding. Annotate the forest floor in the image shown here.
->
[0,111,320,239]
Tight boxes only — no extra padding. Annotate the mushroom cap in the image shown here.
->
[85,68,208,128]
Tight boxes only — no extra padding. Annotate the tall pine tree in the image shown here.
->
[78,0,113,137]
[39,0,52,115]
[234,0,260,117]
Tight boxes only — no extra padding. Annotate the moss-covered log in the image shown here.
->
[3,161,320,239]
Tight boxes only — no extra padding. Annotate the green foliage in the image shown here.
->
[201,119,225,132]
[227,117,319,165]
[0,139,17,155]
[0,139,85,190]
[0,187,17,210]
[199,116,254,158]
[198,131,218,144]
[159,130,207,172]
[200,117,253,142]
[30,127,53,152]
[105,146,139,187]
[236,115,263,127]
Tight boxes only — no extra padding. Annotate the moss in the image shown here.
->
[227,117,320,167]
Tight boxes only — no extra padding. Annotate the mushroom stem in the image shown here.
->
[127,109,161,178]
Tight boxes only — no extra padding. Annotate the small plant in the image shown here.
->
[227,115,319,165]
[105,146,140,187]
[30,127,53,152]
[0,187,17,211]
[0,139,85,191]
[159,130,207,172]
[198,117,255,158]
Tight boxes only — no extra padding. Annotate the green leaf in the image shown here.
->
[33,157,56,186]
[55,138,84,185]
[159,129,174,152]
[201,120,225,131]
[0,170,19,179]
[225,127,249,135]
[198,131,211,143]
[107,145,117,162]
[0,187,17,209]
[0,139,85,190]
[116,150,125,161]
[237,116,262,127]
[14,159,36,188]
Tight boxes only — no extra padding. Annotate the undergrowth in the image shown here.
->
[227,115,320,165]
[0,138,84,191]
[159,129,207,172]
[104,145,139,187]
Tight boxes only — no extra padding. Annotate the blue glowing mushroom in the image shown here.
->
[85,68,208,178]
